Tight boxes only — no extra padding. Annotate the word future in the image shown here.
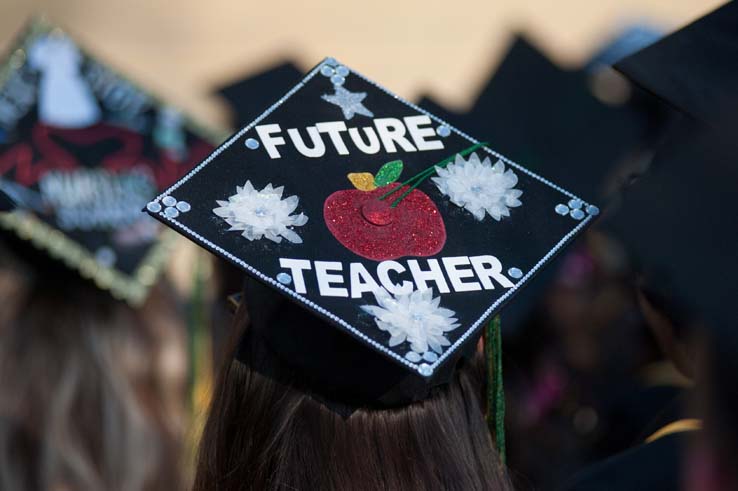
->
[279,255,515,298]
[255,115,445,159]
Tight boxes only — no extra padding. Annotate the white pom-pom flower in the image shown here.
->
[213,181,308,244]
[432,152,523,221]
[361,288,460,355]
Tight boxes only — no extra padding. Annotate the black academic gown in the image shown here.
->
[559,388,699,491]
[560,429,697,491]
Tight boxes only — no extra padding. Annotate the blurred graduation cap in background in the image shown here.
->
[615,1,738,134]
[584,23,662,73]
[215,61,303,128]
[606,0,738,333]
[0,19,216,304]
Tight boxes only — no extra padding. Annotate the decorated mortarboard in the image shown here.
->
[216,61,303,128]
[0,19,218,304]
[615,1,738,132]
[146,57,597,404]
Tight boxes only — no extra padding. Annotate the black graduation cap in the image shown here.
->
[605,1,738,334]
[584,23,662,72]
[147,57,597,405]
[615,1,738,134]
[0,19,217,304]
[215,61,303,128]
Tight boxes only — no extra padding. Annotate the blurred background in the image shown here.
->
[0,1,728,490]
[0,0,722,296]
[0,0,724,128]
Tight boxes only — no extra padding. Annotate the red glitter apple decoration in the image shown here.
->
[324,160,447,261]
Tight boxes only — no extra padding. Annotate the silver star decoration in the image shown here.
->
[321,86,374,120]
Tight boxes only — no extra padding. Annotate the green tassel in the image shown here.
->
[486,315,506,463]
[187,250,207,412]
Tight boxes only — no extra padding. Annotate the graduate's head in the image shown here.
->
[147,56,594,490]
[194,289,511,491]
[0,19,221,489]
[0,255,185,491]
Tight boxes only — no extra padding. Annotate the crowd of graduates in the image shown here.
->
[1,3,737,490]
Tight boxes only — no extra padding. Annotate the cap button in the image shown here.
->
[361,198,394,226]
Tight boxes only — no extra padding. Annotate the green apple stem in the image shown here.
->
[378,142,489,208]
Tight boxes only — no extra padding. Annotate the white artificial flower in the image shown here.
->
[361,288,460,355]
[432,152,523,221]
[213,181,308,244]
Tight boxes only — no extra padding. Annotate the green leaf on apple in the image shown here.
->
[374,160,403,187]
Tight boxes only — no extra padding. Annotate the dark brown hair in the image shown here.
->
[0,264,186,491]
[193,305,512,491]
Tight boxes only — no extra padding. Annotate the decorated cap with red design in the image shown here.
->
[0,18,217,304]
[146,57,597,405]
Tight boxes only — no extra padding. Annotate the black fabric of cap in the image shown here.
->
[615,1,738,134]
[237,277,470,408]
[216,61,304,128]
